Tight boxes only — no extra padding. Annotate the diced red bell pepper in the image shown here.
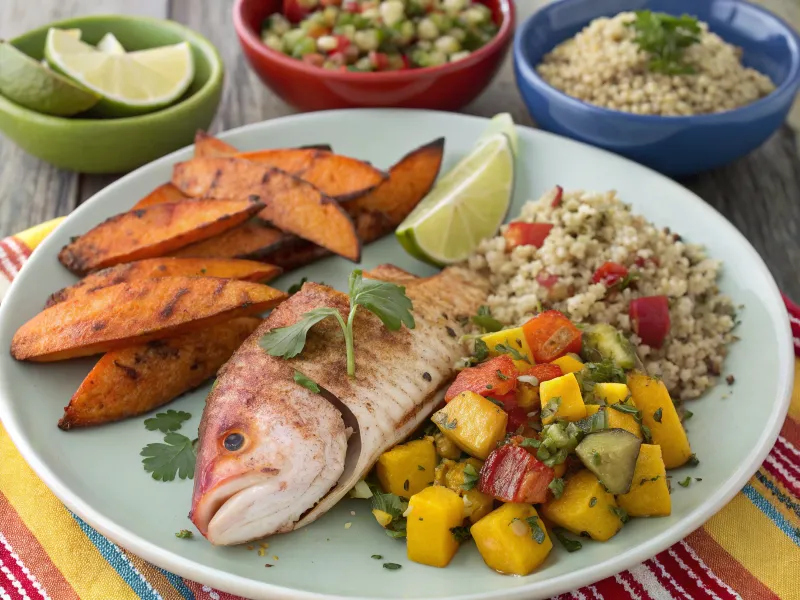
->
[536,272,559,288]
[400,54,411,70]
[445,355,517,402]
[479,445,555,504]
[283,0,315,23]
[342,0,360,11]
[302,53,325,67]
[634,255,660,268]
[488,392,527,432]
[630,296,670,349]
[369,51,390,71]
[333,35,351,53]
[522,310,583,363]
[548,185,564,208]
[592,261,629,286]
[503,222,553,251]
[523,363,563,383]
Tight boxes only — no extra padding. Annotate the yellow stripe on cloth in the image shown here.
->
[13,217,65,251]
[704,490,800,599]
[0,424,139,600]
[789,359,800,422]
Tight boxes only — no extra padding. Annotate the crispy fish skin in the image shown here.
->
[190,265,488,545]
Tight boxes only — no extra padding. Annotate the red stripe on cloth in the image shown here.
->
[0,245,18,281]
[0,241,23,275]
[0,492,76,600]
[763,450,800,495]
[674,541,740,600]
[657,546,720,600]
[0,534,43,600]
[617,569,653,600]
[5,238,31,261]
[592,576,632,599]
[685,528,780,600]
[646,554,693,599]
[182,579,246,600]
[781,417,800,450]
[776,435,800,464]
[0,581,24,600]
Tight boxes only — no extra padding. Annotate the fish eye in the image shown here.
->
[223,432,245,452]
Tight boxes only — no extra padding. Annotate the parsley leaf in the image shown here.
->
[383,563,402,570]
[541,397,561,421]
[471,305,504,333]
[553,528,582,552]
[141,433,197,481]
[259,270,414,377]
[687,453,700,467]
[470,338,489,364]
[371,489,408,539]
[259,307,342,359]
[450,526,472,543]
[641,424,653,444]
[626,10,701,75]
[653,408,663,423]
[461,464,479,491]
[144,410,191,433]
[175,529,194,539]
[287,277,308,295]
[609,506,629,523]
[549,477,565,499]
[494,343,530,363]
[678,476,692,488]
[293,370,320,393]
[609,402,640,417]
[526,516,546,544]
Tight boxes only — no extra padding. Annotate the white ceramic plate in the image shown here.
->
[0,110,793,600]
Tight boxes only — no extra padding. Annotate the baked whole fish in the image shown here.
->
[190,265,488,545]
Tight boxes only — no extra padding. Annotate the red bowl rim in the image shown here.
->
[232,0,515,82]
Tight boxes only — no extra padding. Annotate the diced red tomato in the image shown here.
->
[479,445,555,504]
[445,356,517,402]
[369,51,390,71]
[548,185,564,208]
[401,55,411,70]
[634,255,661,268]
[536,272,559,288]
[333,35,351,53]
[342,0,360,11]
[522,310,583,363]
[523,363,563,383]
[630,296,670,349]
[503,222,553,251]
[487,392,527,432]
[302,53,325,67]
[592,261,629,286]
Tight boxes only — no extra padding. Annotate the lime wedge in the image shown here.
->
[97,33,126,55]
[44,28,194,117]
[0,40,100,116]
[396,132,515,266]
[478,112,518,155]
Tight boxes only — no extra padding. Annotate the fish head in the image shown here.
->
[189,367,348,545]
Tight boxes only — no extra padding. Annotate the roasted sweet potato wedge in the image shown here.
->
[11,277,286,362]
[46,257,282,308]
[58,317,262,429]
[170,220,292,260]
[132,183,190,209]
[259,138,445,271]
[172,158,361,262]
[236,148,387,200]
[58,198,265,275]
[194,130,239,158]
[348,137,445,224]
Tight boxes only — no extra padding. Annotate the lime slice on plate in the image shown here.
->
[97,33,126,55]
[396,132,515,266]
[44,28,194,117]
[477,112,518,156]
[0,40,100,116]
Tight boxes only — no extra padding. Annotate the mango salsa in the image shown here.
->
[471,503,553,576]
[407,486,465,568]
[517,382,539,409]
[593,382,631,405]
[585,404,641,439]
[444,458,484,492]
[463,488,495,523]
[433,391,508,460]
[617,444,671,517]
[481,327,534,372]
[628,373,692,469]
[551,354,584,374]
[540,372,587,424]
[541,470,624,541]
[377,438,437,498]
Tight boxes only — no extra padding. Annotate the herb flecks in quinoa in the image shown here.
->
[535,12,775,116]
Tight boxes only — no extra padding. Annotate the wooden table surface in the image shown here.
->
[1,0,798,297]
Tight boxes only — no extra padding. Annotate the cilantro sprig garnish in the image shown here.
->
[259,270,415,377]
[471,305,503,333]
[626,10,701,75]
[144,410,192,433]
[141,433,197,481]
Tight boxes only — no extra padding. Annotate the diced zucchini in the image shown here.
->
[581,323,636,369]
[575,429,642,494]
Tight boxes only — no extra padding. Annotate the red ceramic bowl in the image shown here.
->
[233,0,515,111]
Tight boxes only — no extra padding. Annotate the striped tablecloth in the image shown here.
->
[1,219,798,600]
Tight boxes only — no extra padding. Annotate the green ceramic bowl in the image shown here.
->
[0,15,224,174]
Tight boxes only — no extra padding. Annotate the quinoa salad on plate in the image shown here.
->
[466,187,738,401]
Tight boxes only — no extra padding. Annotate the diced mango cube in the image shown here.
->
[539,373,586,424]
[407,486,465,568]
[593,382,631,405]
[617,444,671,517]
[372,509,392,527]
[377,438,437,498]
[433,391,508,460]
[471,503,553,576]
[552,355,584,374]
[444,458,484,493]
[463,488,494,523]
[481,327,534,372]
[628,373,692,469]
[586,404,641,439]
[517,382,539,409]
[541,470,623,541]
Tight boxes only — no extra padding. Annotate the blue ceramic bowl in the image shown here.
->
[513,0,800,175]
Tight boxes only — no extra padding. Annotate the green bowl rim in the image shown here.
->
[0,14,224,125]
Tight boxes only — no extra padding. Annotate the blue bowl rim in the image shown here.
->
[513,0,800,123]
